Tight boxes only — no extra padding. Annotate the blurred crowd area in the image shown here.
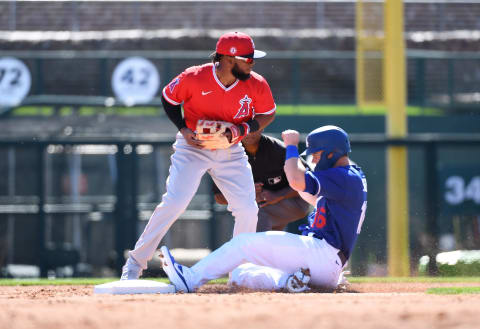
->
[0,0,480,33]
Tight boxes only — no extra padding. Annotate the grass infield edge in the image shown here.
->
[2,276,480,286]
[427,287,480,295]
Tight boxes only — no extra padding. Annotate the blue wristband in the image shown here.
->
[285,145,299,160]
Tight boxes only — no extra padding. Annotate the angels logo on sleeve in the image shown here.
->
[168,77,180,93]
[234,94,252,119]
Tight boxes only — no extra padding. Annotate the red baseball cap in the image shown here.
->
[215,32,266,59]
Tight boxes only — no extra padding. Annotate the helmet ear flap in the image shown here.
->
[306,125,350,171]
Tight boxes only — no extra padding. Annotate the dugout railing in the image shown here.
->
[1,134,480,277]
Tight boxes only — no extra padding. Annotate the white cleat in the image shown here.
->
[159,246,193,293]
[285,268,311,293]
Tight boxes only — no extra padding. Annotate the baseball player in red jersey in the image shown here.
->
[121,32,276,280]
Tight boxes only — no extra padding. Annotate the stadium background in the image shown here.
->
[0,0,479,279]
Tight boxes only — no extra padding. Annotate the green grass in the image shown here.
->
[349,276,480,283]
[427,287,480,295]
[275,105,443,116]
[11,105,444,117]
[13,106,55,116]
[2,276,480,286]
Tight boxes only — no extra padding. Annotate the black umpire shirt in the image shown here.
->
[213,134,309,194]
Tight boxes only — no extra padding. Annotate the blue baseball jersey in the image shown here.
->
[301,165,367,259]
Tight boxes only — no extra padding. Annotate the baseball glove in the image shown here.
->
[195,120,248,150]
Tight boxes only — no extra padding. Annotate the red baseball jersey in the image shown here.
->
[162,63,276,131]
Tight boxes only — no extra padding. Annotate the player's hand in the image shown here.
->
[282,130,300,146]
[254,182,264,194]
[223,129,233,143]
[258,190,283,208]
[180,127,204,149]
[223,124,246,144]
[255,183,264,203]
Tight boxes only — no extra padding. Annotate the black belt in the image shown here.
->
[337,250,347,266]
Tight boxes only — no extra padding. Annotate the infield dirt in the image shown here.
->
[1,282,479,329]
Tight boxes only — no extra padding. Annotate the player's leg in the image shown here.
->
[230,263,288,290]
[209,145,258,236]
[121,136,209,279]
[189,231,342,290]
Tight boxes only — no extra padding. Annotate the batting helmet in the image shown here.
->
[302,125,351,171]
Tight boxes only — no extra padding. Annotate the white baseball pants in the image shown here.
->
[128,133,258,270]
[189,231,344,290]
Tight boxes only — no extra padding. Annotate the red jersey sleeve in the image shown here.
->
[253,77,276,116]
[162,70,192,106]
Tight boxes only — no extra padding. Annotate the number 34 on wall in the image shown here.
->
[445,176,480,205]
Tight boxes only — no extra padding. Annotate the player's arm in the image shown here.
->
[274,186,300,200]
[254,113,275,131]
[161,95,186,130]
[298,191,318,207]
[161,95,203,148]
[225,113,275,143]
[281,129,307,192]
[259,186,300,208]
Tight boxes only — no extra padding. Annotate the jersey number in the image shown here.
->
[313,207,327,229]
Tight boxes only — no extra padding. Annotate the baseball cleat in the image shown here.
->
[285,268,311,293]
[159,246,193,293]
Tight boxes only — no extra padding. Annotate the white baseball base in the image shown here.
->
[94,280,175,294]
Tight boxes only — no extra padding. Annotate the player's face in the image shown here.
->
[232,58,254,81]
[312,150,333,164]
[311,150,324,164]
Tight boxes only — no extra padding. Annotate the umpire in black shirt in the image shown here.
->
[213,130,312,232]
